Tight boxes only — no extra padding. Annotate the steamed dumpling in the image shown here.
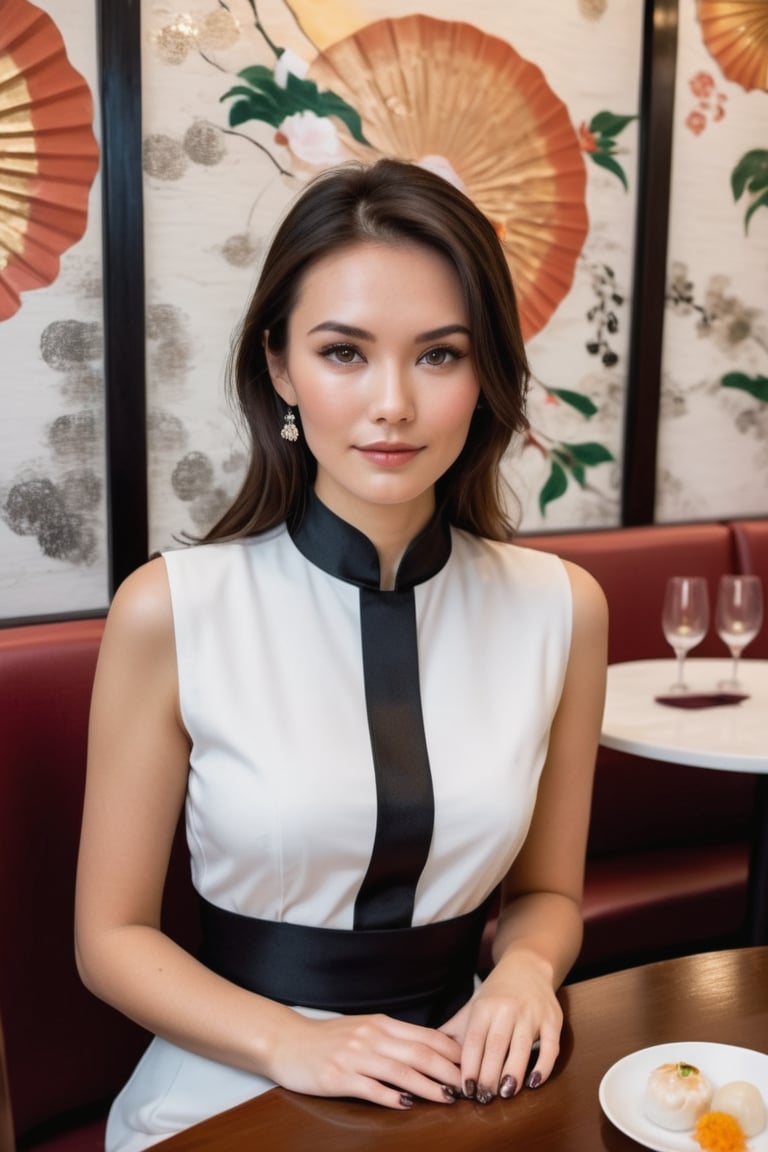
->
[643,1061,714,1131]
[711,1081,766,1138]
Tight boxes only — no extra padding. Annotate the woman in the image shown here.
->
[75,158,607,1150]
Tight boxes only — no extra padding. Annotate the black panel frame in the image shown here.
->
[622,0,679,524]
[98,0,148,594]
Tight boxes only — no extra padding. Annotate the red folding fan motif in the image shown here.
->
[0,0,100,321]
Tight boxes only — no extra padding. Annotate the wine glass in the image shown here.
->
[716,574,763,690]
[662,576,709,692]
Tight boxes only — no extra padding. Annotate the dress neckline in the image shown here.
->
[288,490,452,592]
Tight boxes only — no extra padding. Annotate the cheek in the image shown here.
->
[433,384,481,438]
[295,389,351,430]
[287,358,350,426]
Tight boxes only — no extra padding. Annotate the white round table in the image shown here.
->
[600,658,768,944]
[601,658,768,771]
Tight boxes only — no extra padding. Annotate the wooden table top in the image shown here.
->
[157,946,768,1152]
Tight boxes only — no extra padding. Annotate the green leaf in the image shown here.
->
[548,388,598,417]
[315,90,369,144]
[220,84,270,103]
[589,111,637,137]
[221,76,286,122]
[721,372,768,403]
[562,441,615,466]
[745,188,768,234]
[571,464,587,488]
[283,71,322,109]
[226,94,283,129]
[731,149,768,201]
[222,67,371,146]
[238,65,280,89]
[539,461,568,515]
[225,99,265,129]
[590,150,629,191]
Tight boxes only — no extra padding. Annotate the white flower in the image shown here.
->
[273,48,309,89]
[276,111,345,166]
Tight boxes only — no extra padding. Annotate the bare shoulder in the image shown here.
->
[100,556,174,662]
[560,559,608,636]
[91,556,182,737]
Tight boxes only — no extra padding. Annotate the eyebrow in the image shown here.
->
[307,321,471,342]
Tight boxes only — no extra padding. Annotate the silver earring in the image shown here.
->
[280,407,299,442]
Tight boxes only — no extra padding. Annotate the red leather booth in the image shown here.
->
[0,621,199,1150]
[518,521,755,972]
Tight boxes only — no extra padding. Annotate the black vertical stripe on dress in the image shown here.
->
[355,587,435,929]
[289,491,451,933]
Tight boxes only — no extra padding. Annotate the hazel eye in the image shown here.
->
[320,343,362,364]
[419,345,464,366]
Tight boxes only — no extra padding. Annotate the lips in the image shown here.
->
[356,442,424,466]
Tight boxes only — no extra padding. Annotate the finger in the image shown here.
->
[357,1026,463,1102]
[459,1009,507,1100]
[368,1051,463,1105]
[348,1073,419,1110]
[470,1014,540,1104]
[524,1020,561,1088]
[318,1040,461,1109]
[496,1037,539,1098]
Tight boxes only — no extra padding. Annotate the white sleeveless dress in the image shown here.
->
[106,500,571,1151]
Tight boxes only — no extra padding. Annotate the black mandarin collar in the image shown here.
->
[288,490,452,592]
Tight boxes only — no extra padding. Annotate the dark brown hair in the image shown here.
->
[203,157,530,543]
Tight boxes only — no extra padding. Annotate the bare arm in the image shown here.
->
[441,560,608,1100]
[75,558,462,1109]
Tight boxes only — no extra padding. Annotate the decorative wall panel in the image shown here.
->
[655,0,768,522]
[140,0,645,548]
[0,0,106,620]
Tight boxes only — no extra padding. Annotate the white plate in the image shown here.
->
[599,1041,768,1152]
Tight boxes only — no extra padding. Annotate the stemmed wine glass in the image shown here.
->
[662,576,709,692]
[715,574,763,690]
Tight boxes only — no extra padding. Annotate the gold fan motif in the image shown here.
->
[309,15,588,341]
[697,0,768,92]
[0,0,100,321]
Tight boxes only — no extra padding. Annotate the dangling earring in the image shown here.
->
[280,407,299,442]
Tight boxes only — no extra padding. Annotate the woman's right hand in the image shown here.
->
[267,1011,463,1108]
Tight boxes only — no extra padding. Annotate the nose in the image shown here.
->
[368,361,415,423]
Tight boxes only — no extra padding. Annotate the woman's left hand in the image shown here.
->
[438,949,562,1103]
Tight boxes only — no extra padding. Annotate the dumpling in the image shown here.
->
[711,1081,766,1138]
[643,1061,714,1131]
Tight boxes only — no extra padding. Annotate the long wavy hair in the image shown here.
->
[203,158,530,544]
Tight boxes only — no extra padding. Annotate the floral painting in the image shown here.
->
[140,0,644,546]
[655,0,768,522]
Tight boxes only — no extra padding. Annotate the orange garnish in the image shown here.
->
[694,1111,747,1152]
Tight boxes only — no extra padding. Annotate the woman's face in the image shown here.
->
[266,241,480,536]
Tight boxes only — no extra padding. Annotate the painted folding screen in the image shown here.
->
[140,0,645,549]
[655,0,768,522]
[0,0,106,619]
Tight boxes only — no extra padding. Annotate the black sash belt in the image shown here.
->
[198,896,492,1027]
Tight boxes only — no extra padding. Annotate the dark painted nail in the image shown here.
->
[400,1092,415,1108]
[475,1086,494,1105]
[527,1070,542,1089]
[499,1074,517,1098]
[441,1085,461,1100]
[463,1078,476,1099]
